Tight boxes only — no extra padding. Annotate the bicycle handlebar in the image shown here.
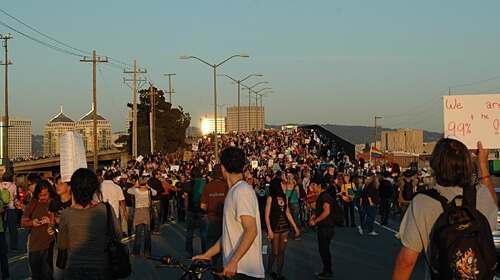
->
[147,255,228,279]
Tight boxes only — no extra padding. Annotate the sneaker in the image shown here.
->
[368,231,379,236]
[315,272,333,279]
[151,231,162,235]
[357,226,363,235]
[294,237,301,241]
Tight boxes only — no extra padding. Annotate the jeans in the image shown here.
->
[29,248,52,280]
[343,200,355,226]
[317,226,335,274]
[6,209,18,250]
[65,267,112,280]
[379,197,391,225]
[133,224,151,256]
[0,232,9,279]
[354,199,364,224]
[288,203,300,235]
[361,205,377,233]
[400,203,410,221]
[186,211,207,258]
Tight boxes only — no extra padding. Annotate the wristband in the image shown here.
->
[479,175,491,180]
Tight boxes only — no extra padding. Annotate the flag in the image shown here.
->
[371,146,385,158]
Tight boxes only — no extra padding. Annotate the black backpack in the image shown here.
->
[402,178,414,201]
[421,187,497,280]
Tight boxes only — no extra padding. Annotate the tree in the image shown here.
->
[127,85,191,155]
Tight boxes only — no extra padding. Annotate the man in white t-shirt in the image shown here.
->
[193,147,264,280]
[96,170,127,220]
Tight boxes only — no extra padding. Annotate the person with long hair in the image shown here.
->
[58,168,121,280]
[357,174,380,236]
[392,139,497,279]
[128,176,156,258]
[265,178,300,280]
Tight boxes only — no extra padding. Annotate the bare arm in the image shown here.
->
[392,246,419,280]
[265,196,273,238]
[476,141,498,207]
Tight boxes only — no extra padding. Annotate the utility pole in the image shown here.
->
[0,33,12,171]
[146,83,159,154]
[124,61,146,158]
[80,50,108,171]
[164,73,176,104]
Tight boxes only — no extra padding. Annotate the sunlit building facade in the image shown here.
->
[200,114,225,135]
[226,105,264,133]
[44,107,76,156]
[76,107,112,152]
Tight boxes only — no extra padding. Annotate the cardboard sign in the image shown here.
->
[170,165,179,172]
[444,94,500,149]
[251,160,258,169]
[60,132,87,182]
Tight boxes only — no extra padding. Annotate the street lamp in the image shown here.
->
[257,91,273,135]
[241,81,269,134]
[180,54,249,163]
[217,73,262,147]
[0,33,12,171]
[252,87,272,134]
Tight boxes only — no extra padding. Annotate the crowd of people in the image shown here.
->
[0,127,496,279]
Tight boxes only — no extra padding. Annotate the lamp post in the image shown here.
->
[257,91,273,135]
[248,87,272,135]
[217,73,262,147]
[180,54,249,163]
[241,81,268,135]
[0,33,12,171]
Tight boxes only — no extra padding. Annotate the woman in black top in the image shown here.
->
[265,178,300,280]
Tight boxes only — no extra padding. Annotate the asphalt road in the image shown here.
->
[6,205,500,279]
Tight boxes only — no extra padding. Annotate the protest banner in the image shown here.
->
[444,94,500,149]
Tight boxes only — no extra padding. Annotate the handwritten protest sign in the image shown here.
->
[443,94,500,149]
[60,132,87,182]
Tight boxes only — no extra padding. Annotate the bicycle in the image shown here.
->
[148,254,230,280]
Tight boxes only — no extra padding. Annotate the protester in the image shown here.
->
[185,166,207,260]
[308,176,335,280]
[147,171,165,234]
[358,174,380,236]
[284,174,301,240]
[200,164,228,278]
[397,169,415,220]
[265,178,300,280]
[48,175,72,280]
[378,171,393,226]
[392,139,498,279]
[128,176,156,258]
[340,174,356,227]
[2,172,19,252]
[193,147,265,279]
[21,180,55,280]
[58,168,121,279]
[96,170,127,224]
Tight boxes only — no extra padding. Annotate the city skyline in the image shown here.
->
[1,1,500,135]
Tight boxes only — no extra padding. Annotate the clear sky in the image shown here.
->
[1,1,500,135]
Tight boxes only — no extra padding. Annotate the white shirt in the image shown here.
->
[222,180,264,278]
[95,180,125,218]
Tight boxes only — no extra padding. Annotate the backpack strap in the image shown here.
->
[420,189,451,211]
[462,185,477,209]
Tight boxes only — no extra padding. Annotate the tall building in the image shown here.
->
[76,106,112,152]
[126,109,133,132]
[44,107,76,156]
[226,105,264,133]
[381,128,423,154]
[200,114,225,135]
[5,117,32,160]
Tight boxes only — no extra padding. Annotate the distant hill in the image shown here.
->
[266,124,442,145]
